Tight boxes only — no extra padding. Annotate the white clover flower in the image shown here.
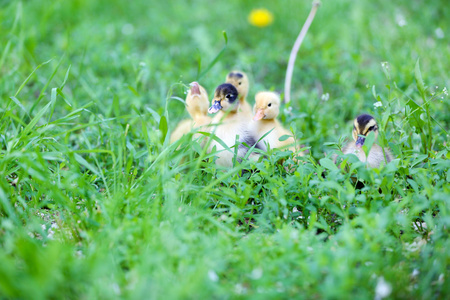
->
[375,276,392,300]
[374,101,383,109]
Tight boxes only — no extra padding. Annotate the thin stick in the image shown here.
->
[284,1,321,104]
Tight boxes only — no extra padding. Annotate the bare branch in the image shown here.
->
[284,1,321,104]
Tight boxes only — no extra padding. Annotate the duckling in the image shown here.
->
[252,91,301,156]
[207,83,261,167]
[341,114,393,168]
[170,82,211,143]
[225,71,252,118]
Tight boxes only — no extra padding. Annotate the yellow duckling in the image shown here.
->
[342,114,393,168]
[170,82,211,143]
[225,71,252,118]
[207,83,261,167]
[252,91,300,155]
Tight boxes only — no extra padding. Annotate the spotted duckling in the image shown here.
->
[225,71,252,118]
[342,114,393,168]
[207,83,261,167]
[170,82,211,143]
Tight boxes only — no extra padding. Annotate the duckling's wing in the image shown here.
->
[239,132,264,152]
[236,131,264,163]
[383,147,394,163]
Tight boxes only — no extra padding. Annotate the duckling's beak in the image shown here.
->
[253,109,265,121]
[208,100,222,114]
[189,82,200,95]
[355,136,365,148]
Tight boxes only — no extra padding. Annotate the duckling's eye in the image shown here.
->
[368,125,376,131]
[238,82,242,85]
[268,103,272,107]
[225,94,231,99]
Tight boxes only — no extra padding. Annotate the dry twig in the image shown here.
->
[284,1,321,104]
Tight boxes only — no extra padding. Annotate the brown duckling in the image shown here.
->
[225,71,252,118]
[170,82,211,143]
[342,114,393,168]
[207,83,261,167]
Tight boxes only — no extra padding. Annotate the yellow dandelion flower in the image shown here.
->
[248,8,274,28]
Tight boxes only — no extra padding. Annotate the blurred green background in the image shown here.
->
[1,0,448,146]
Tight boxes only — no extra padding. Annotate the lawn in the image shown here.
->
[0,0,449,298]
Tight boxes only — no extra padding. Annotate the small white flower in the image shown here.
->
[374,101,383,109]
[250,268,263,280]
[404,237,427,252]
[443,87,448,96]
[411,269,420,277]
[208,270,219,282]
[435,28,444,39]
[375,276,392,300]
[321,93,330,102]
[235,283,247,294]
[395,14,407,27]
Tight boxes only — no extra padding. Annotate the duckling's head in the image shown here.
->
[253,91,280,121]
[225,71,249,100]
[186,82,209,117]
[352,114,379,148]
[208,83,239,114]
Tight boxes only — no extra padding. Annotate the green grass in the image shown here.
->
[1,0,449,298]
